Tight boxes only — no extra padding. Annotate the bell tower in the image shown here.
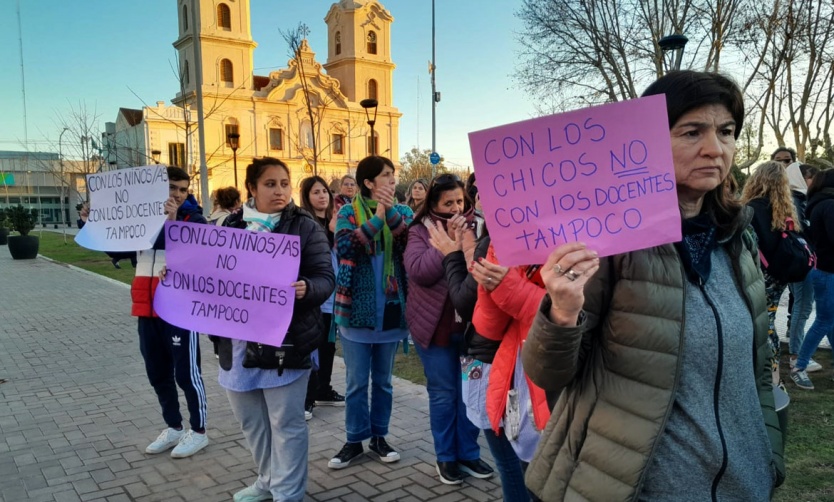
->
[173,0,257,96]
[323,0,395,106]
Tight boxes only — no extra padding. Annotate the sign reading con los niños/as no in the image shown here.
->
[154,221,301,346]
[75,165,169,252]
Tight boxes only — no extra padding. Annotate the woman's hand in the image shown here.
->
[374,186,396,218]
[158,266,167,283]
[541,242,600,326]
[461,229,477,264]
[446,214,467,240]
[470,258,509,292]
[290,280,307,300]
[428,220,461,256]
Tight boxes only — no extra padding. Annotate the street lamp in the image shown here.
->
[227,132,240,188]
[58,127,69,235]
[360,98,379,155]
[658,34,689,72]
[151,149,161,165]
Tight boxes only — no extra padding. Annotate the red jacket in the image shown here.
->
[472,244,551,433]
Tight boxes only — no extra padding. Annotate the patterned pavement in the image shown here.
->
[0,250,502,502]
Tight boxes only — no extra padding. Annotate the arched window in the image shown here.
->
[367,31,377,54]
[217,3,231,30]
[183,60,190,85]
[220,59,233,87]
[368,79,378,100]
[335,31,341,55]
[182,5,188,31]
[300,122,314,149]
[224,118,239,146]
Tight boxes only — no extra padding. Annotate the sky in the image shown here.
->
[0,0,538,170]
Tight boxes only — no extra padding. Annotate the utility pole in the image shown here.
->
[58,127,69,243]
[191,0,210,215]
[430,0,437,179]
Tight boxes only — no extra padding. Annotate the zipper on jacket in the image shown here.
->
[632,256,688,500]
[700,282,729,502]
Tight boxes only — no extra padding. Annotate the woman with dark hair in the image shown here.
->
[405,178,429,212]
[741,161,805,386]
[299,176,345,419]
[404,173,493,484]
[522,71,784,500]
[791,169,834,390]
[208,186,241,226]
[328,156,413,470]
[215,158,334,502]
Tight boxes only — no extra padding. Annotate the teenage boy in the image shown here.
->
[133,166,209,458]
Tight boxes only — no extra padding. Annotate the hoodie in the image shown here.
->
[806,188,834,273]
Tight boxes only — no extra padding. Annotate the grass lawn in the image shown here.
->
[32,233,831,498]
[775,348,834,501]
[35,231,135,285]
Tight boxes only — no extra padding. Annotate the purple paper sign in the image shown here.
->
[153,221,301,346]
[468,95,681,266]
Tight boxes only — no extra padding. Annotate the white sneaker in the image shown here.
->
[807,359,823,373]
[145,428,184,454]
[170,429,209,458]
[790,357,823,373]
[233,484,272,502]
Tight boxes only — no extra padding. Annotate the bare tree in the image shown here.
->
[516,0,834,163]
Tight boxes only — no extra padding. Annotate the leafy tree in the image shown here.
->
[399,148,446,186]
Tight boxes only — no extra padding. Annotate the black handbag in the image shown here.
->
[242,342,311,375]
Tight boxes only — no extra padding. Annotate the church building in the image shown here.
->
[107,0,400,200]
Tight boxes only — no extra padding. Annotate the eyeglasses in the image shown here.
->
[430,173,461,189]
[778,159,792,165]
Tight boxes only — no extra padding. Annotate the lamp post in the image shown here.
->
[227,132,240,188]
[151,149,161,165]
[360,98,379,156]
[58,127,69,236]
[658,34,689,72]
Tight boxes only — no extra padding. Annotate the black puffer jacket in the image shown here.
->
[806,188,834,273]
[441,235,500,363]
[216,202,335,368]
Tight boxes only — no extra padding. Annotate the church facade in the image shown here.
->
[107,0,400,200]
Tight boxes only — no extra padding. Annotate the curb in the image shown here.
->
[37,254,131,290]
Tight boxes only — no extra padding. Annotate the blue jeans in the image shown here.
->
[341,338,399,443]
[796,269,834,370]
[414,337,481,462]
[788,275,816,354]
[483,428,533,502]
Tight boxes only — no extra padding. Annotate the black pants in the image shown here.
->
[138,317,207,431]
[306,313,336,404]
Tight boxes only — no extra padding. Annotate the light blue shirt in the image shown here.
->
[218,339,307,392]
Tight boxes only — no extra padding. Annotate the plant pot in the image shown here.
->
[0,228,8,246]
[8,235,40,260]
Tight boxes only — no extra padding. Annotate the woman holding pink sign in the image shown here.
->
[216,157,334,502]
[522,71,784,501]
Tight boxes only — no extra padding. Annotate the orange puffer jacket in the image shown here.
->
[472,244,551,433]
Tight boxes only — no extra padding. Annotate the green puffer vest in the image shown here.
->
[522,209,785,501]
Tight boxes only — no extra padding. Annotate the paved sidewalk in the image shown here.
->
[0,252,503,501]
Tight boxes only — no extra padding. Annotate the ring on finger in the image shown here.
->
[553,264,563,275]
[487,277,493,283]
[564,269,580,281]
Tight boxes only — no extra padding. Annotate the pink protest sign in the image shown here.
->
[153,221,300,346]
[469,94,681,266]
